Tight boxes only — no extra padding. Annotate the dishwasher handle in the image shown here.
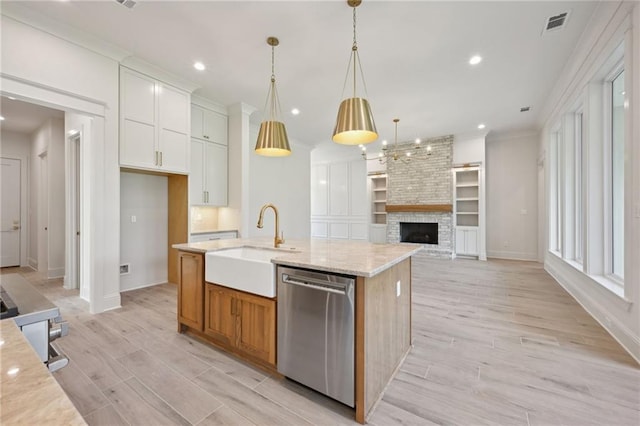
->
[282,274,349,295]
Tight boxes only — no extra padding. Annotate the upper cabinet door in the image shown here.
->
[205,142,228,206]
[311,164,328,216]
[159,85,189,134]
[202,109,228,146]
[349,160,367,217]
[191,104,205,140]
[190,139,205,205]
[191,104,228,145]
[121,69,156,125]
[329,162,349,216]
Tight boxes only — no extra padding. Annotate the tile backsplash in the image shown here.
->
[190,206,219,233]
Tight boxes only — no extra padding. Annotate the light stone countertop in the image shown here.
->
[173,238,423,277]
[0,319,86,425]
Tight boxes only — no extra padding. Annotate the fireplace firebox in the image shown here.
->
[400,222,438,244]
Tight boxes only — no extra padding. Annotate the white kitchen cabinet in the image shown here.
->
[120,67,190,174]
[191,104,228,145]
[311,159,367,241]
[456,227,479,256]
[190,138,228,206]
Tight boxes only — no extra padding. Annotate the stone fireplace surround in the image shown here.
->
[385,135,454,258]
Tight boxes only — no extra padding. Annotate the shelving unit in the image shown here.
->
[453,166,480,257]
[370,174,387,225]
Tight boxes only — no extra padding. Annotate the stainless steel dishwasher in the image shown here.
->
[277,266,355,407]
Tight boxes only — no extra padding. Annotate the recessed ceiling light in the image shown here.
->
[291,108,300,115]
[0,116,5,121]
[193,62,206,71]
[477,123,486,129]
[7,96,16,100]
[469,55,483,65]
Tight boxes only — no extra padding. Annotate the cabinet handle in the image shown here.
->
[155,151,158,166]
[159,151,163,167]
[206,191,209,203]
[230,298,236,315]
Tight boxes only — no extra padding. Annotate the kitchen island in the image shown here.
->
[173,238,422,423]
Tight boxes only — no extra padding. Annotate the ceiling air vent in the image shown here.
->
[520,106,531,112]
[543,11,570,34]
[115,0,137,9]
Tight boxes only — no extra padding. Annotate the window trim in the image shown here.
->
[602,61,625,283]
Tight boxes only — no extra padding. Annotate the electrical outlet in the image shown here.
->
[131,215,136,223]
[120,264,130,275]
[520,209,527,215]
[396,280,401,297]
[503,241,509,247]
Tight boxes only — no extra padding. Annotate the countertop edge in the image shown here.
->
[271,248,420,277]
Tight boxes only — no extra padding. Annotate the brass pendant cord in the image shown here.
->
[262,43,282,122]
[339,6,371,100]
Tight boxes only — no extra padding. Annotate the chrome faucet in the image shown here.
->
[257,203,284,248]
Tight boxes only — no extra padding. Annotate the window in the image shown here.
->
[610,70,624,279]
[574,111,584,263]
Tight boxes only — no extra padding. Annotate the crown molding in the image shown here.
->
[120,57,200,93]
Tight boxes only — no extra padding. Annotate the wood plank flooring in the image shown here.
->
[2,257,638,426]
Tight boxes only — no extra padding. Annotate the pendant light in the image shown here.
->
[332,0,378,145]
[255,37,291,157]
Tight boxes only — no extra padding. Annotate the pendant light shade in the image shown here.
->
[333,0,378,145]
[333,97,377,145]
[255,120,291,156]
[255,36,291,157]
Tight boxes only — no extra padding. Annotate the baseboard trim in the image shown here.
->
[98,293,122,314]
[47,267,65,279]
[487,250,537,261]
[120,280,168,293]
[545,257,640,364]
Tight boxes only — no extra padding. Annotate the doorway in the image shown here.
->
[0,157,22,267]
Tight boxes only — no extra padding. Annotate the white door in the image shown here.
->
[0,158,21,267]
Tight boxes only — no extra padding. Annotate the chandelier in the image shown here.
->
[361,118,431,164]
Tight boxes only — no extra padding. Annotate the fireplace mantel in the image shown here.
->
[385,204,453,213]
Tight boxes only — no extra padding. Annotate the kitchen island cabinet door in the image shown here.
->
[178,252,204,331]
[236,292,276,366]
[204,283,236,347]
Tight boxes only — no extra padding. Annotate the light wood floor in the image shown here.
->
[3,257,638,426]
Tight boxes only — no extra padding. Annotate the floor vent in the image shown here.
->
[115,0,137,9]
[543,11,570,34]
[120,263,131,275]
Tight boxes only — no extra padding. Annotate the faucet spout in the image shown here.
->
[257,203,284,248]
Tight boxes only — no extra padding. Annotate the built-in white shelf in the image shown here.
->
[455,182,479,187]
[456,197,479,201]
[369,173,388,225]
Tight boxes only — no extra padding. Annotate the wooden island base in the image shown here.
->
[177,246,413,424]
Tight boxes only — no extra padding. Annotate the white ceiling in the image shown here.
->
[0,97,64,135]
[2,0,599,152]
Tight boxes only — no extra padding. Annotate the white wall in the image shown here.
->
[2,13,121,312]
[453,133,486,165]
[486,131,538,261]
[120,172,168,291]
[538,2,640,361]
[248,125,311,240]
[0,130,31,267]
